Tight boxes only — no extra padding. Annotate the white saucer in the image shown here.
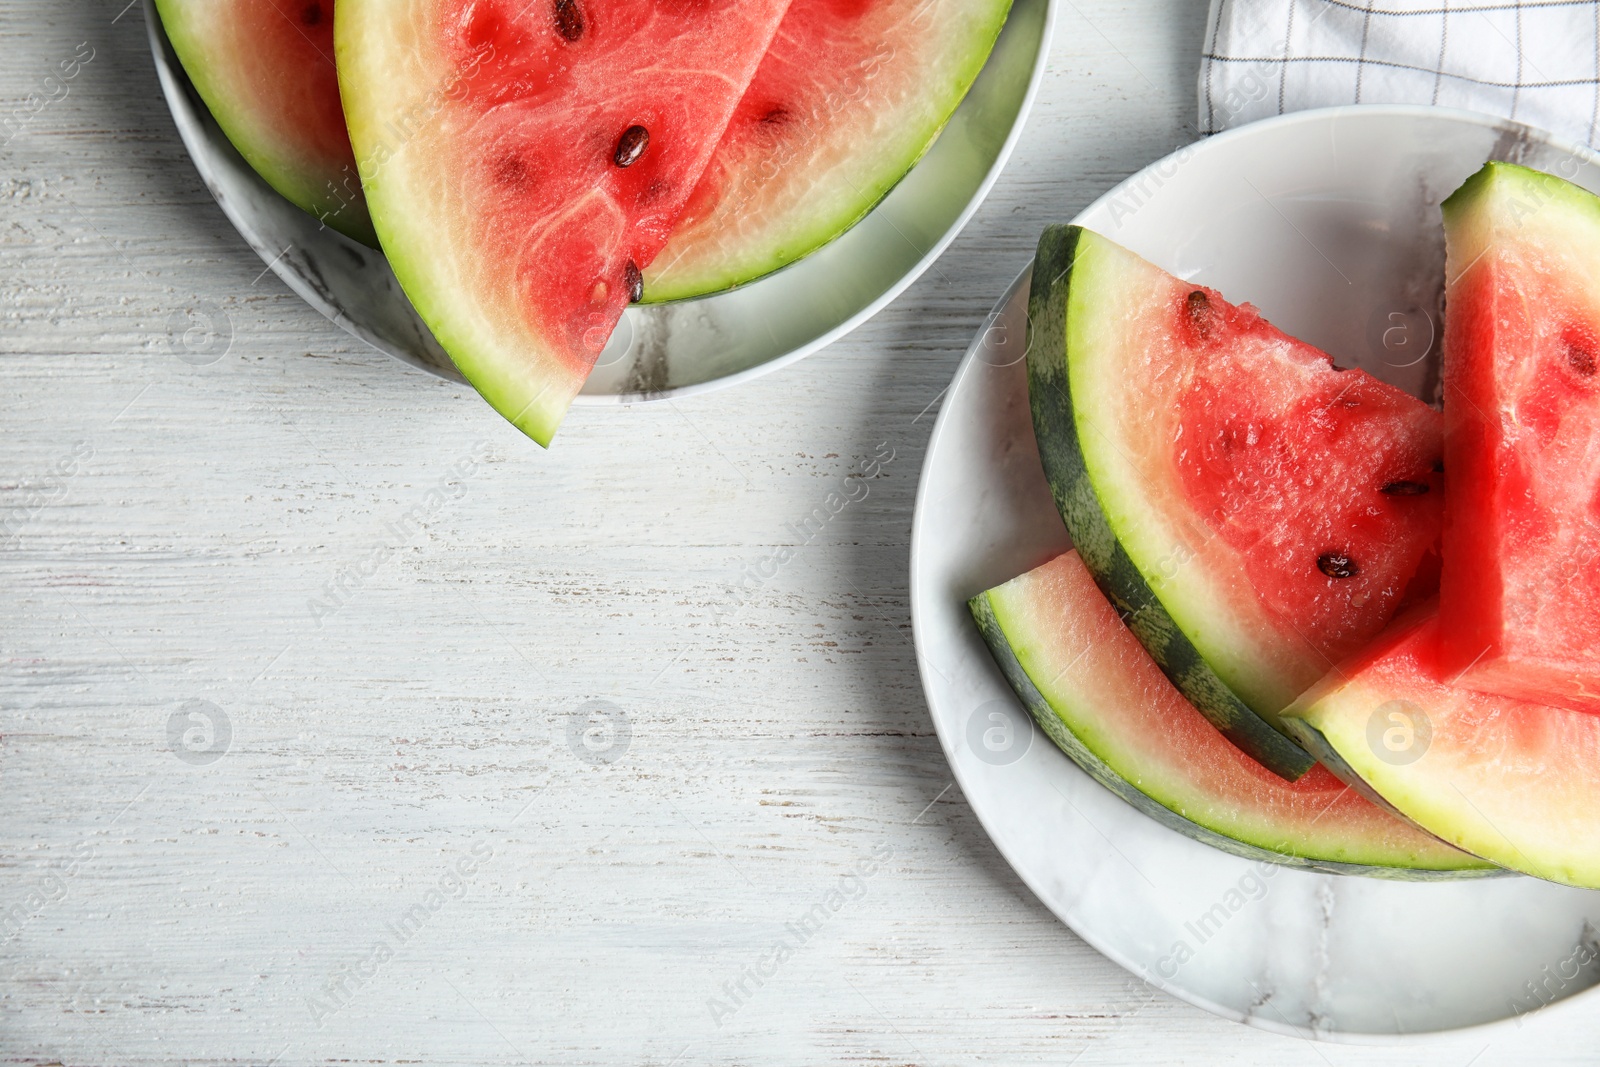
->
[909,105,1600,1040]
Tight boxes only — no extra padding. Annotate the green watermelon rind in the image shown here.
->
[154,0,377,247]
[969,588,1498,878]
[1440,158,1600,226]
[642,0,1014,303]
[1025,224,1317,781]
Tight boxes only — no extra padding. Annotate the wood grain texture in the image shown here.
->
[2,1,1595,1063]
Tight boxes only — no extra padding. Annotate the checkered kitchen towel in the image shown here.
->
[1199,0,1600,148]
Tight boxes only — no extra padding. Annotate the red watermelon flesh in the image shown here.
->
[336,0,795,445]
[1170,307,1448,670]
[155,0,373,245]
[1439,162,1600,713]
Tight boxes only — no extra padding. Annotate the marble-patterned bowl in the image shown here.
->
[911,105,1600,1040]
[143,0,1056,403]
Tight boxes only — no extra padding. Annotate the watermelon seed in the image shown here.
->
[614,125,649,168]
[624,260,643,303]
[1567,339,1597,377]
[1433,458,1445,473]
[1317,553,1358,579]
[554,0,585,42]
[1381,480,1430,496]
[1186,290,1215,339]
[301,2,322,24]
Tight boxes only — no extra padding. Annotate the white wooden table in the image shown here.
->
[4,2,1597,1063]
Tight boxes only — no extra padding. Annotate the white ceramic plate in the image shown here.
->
[910,106,1600,1041]
[143,0,1056,403]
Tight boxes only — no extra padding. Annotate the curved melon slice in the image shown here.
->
[1283,608,1600,888]
[1439,162,1600,712]
[336,0,794,445]
[642,0,1012,302]
[971,552,1492,877]
[1027,225,1445,780]
[155,0,375,246]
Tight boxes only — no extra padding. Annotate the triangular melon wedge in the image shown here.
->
[336,0,794,445]
[1283,607,1600,889]
[1027,225,1447,780]
[971,551,1494,877]
[1439,161,1600,712]
[643,0,1012,302]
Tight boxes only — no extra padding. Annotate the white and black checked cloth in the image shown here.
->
[1199,0,1600,148]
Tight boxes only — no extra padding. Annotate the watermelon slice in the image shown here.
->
[336,0,794,445]
[1438,162,1600,713]
[1283,608,1600,888]
[1027,226,1447,781]
[970,551,1492,877]
[642,0,1013,303]
[155,0,374,246]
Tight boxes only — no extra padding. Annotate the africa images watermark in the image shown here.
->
[705,841,894,1028]
[316,39,497,232]
[307,441,494,627]
[1508,924,1600,1024]
[1151,859,1281,980]
[305,838,495,1028]
[1106,44,1294,230]
[1,440,92,545]
[711,441,895,626]
[1,41,94,147]
[0,840,95,944]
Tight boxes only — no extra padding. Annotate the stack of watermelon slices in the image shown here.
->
[153,0,1013,446]
[974,161,1600,888]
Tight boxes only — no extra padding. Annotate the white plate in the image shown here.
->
[143,0,1056,404]
[910,105,1600,1041]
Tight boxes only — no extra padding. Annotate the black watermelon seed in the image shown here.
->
[301,2,322,25]
[1318,553,1358,579]
[554,0,584,41]
[624,259,643,303]
[1381,480,1431,496]
[614,125,649,168]
[1568,339,1597,377]
[1433,458,1445,473]
[1186,290,1215,339]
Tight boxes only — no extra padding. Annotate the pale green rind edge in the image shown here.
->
[1025,224,1316,781]
[968,589,1498,878]
[641,0,1014,303]
[154,0,377,247]
[1440,159,1600,223]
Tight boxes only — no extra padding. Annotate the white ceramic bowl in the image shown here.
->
[143,0,1056,403]
[910,105,1600,1041]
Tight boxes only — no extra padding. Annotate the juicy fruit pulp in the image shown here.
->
[643,0,1012,302]
[971,552,1490,876]
[156,0,375,245]
[1284,608,1600,888]
[336,0,794,445]
[1439,162,1600,713]
[1027,225,1444,780]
